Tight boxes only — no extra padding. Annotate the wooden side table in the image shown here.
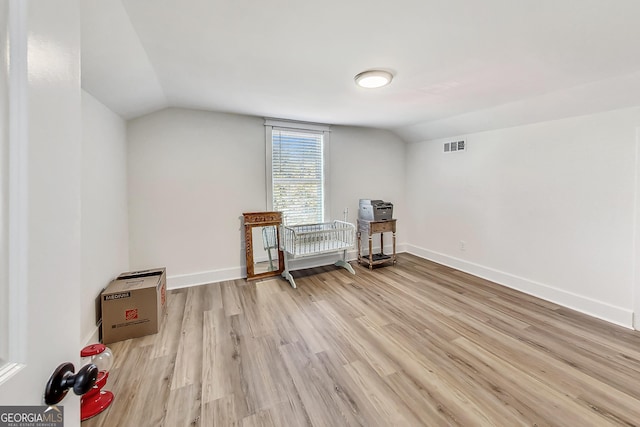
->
[357,219,397,269]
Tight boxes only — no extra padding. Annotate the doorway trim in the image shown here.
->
[633,126,640,330]
[0,0,28,385]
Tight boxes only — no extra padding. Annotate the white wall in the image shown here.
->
[127,108,406,288]
[81,91,129,344]
[127,109,266,287]
[330,126,405,228]
[406,107,640,327]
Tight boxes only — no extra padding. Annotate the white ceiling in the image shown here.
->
[81,0,640,141]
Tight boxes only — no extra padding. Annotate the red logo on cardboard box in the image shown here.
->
[161,285,166,306]
[125,309,138,321]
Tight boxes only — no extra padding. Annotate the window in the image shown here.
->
[265,119,330,226]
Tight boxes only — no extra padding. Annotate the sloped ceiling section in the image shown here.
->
[81,0,168,118]
[395,70,640,142]
[82,0,640,140]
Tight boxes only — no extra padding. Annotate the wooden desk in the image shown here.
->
[357,219,397,269]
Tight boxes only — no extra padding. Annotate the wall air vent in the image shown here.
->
[444,139,466,153]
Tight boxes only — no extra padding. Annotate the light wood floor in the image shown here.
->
[82,254,640,426]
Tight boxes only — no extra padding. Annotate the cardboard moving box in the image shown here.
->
[101,267,167,344]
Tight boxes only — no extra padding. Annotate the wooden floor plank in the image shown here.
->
[83,253,640,427]
[278,340,363,427]
[170,286,205,390]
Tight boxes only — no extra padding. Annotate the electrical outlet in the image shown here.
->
[459,240,466,251]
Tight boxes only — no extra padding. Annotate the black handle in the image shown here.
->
[44,362,99,405]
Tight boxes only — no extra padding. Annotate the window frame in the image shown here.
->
[265,119,331,225]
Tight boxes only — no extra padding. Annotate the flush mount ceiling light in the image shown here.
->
[354,70,393,88]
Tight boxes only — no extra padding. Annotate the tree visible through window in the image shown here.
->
[271,128,324,226]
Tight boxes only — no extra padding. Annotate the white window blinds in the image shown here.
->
[271,128,324,225]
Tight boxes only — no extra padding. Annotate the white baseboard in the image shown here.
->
[83,324,100,346]
[166,243,409,290]
[168,266,243,290]
[405,244,633,329]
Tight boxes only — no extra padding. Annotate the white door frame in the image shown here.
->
[0,2,82,426]
[634,126,640,330]
[0,0,29,387]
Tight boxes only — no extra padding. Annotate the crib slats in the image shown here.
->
[282,221,355,258]
[280,221,356,288]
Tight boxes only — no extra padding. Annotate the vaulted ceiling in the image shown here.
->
[81,0,640,141]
